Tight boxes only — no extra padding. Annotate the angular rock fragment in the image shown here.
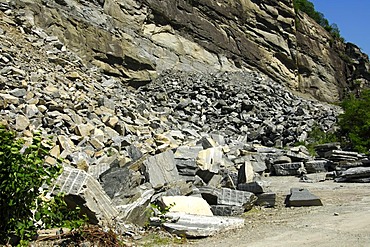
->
[99,166,131,198]
[55,166,118,224]
[163,212,245,238]
[116,187,155,226]
[143,150,181,188]
[198,186,256,210]
[256,192,276,207]
[336,167,370,182]
[305,160,329,173]
[237,180,268,194]
[273,162,306,176]
[196,147,223,173]
[159,196,213,216]
[286,188,323,207]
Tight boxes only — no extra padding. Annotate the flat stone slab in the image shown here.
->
[163,212,245,238]
[286,188,323,207]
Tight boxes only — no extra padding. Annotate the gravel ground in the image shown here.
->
[185,177,370,247]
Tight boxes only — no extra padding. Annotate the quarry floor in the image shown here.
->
[186,176,370,247]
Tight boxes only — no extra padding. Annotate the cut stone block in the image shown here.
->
[218,188,256,209]
[163,212,245,238]
[305,160,328,173]
[143,150,180,189]
[286,188,323,207]
[159,196,213,216]
[55,166,118,224]
[211,205,245,216]
[273,162,306,176]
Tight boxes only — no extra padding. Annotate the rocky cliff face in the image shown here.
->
[7,0,370,102]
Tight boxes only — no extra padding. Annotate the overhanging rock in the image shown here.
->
[55,166,118,224]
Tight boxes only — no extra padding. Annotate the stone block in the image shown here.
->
[143,150,181,189]
[218,188,256,210]
[305,160,328,173]
[286,188,323,207]
[55,166,118,224]
[163,212,245,238]
[256,192,276,207]
[196,147,223,173]
[174,145,203,159]
[175,159,199,176]
[273,162,305,176]
[237,181,268,194]
[99,167,131,198]
[238,161,255,184]
[159,196,213,216]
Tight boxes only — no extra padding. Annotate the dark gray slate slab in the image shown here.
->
[256,192,276,207]
[273,162,305,176]
[305,160,328,173]
[211,205,245,216]
[286,188,323,207]
[143,150,180,188]
[163,212,245,238]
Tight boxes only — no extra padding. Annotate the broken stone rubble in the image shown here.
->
[0,6,369,240]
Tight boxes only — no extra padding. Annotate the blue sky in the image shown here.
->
[310,0,370,56]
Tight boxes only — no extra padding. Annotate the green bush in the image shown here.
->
[338,89,370,153]
[0,125,86,245]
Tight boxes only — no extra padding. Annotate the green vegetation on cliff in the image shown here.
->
[338,89,370,154]
[293,0,342,39]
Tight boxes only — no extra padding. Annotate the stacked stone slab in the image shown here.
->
[315,143,370,182]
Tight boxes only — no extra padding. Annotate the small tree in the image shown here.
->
[338,89,370,153]
[0,125,85,245]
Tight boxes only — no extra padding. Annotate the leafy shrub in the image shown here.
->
[338,89,370,153]
[296,125,339,156]
[0,125,86,245]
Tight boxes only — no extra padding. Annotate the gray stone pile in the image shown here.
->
[314,144,370,183]
[139,71,341,147]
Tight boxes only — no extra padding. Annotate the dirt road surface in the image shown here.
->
[187,176,370,247]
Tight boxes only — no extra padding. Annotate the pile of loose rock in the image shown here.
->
[0,4,368,240]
